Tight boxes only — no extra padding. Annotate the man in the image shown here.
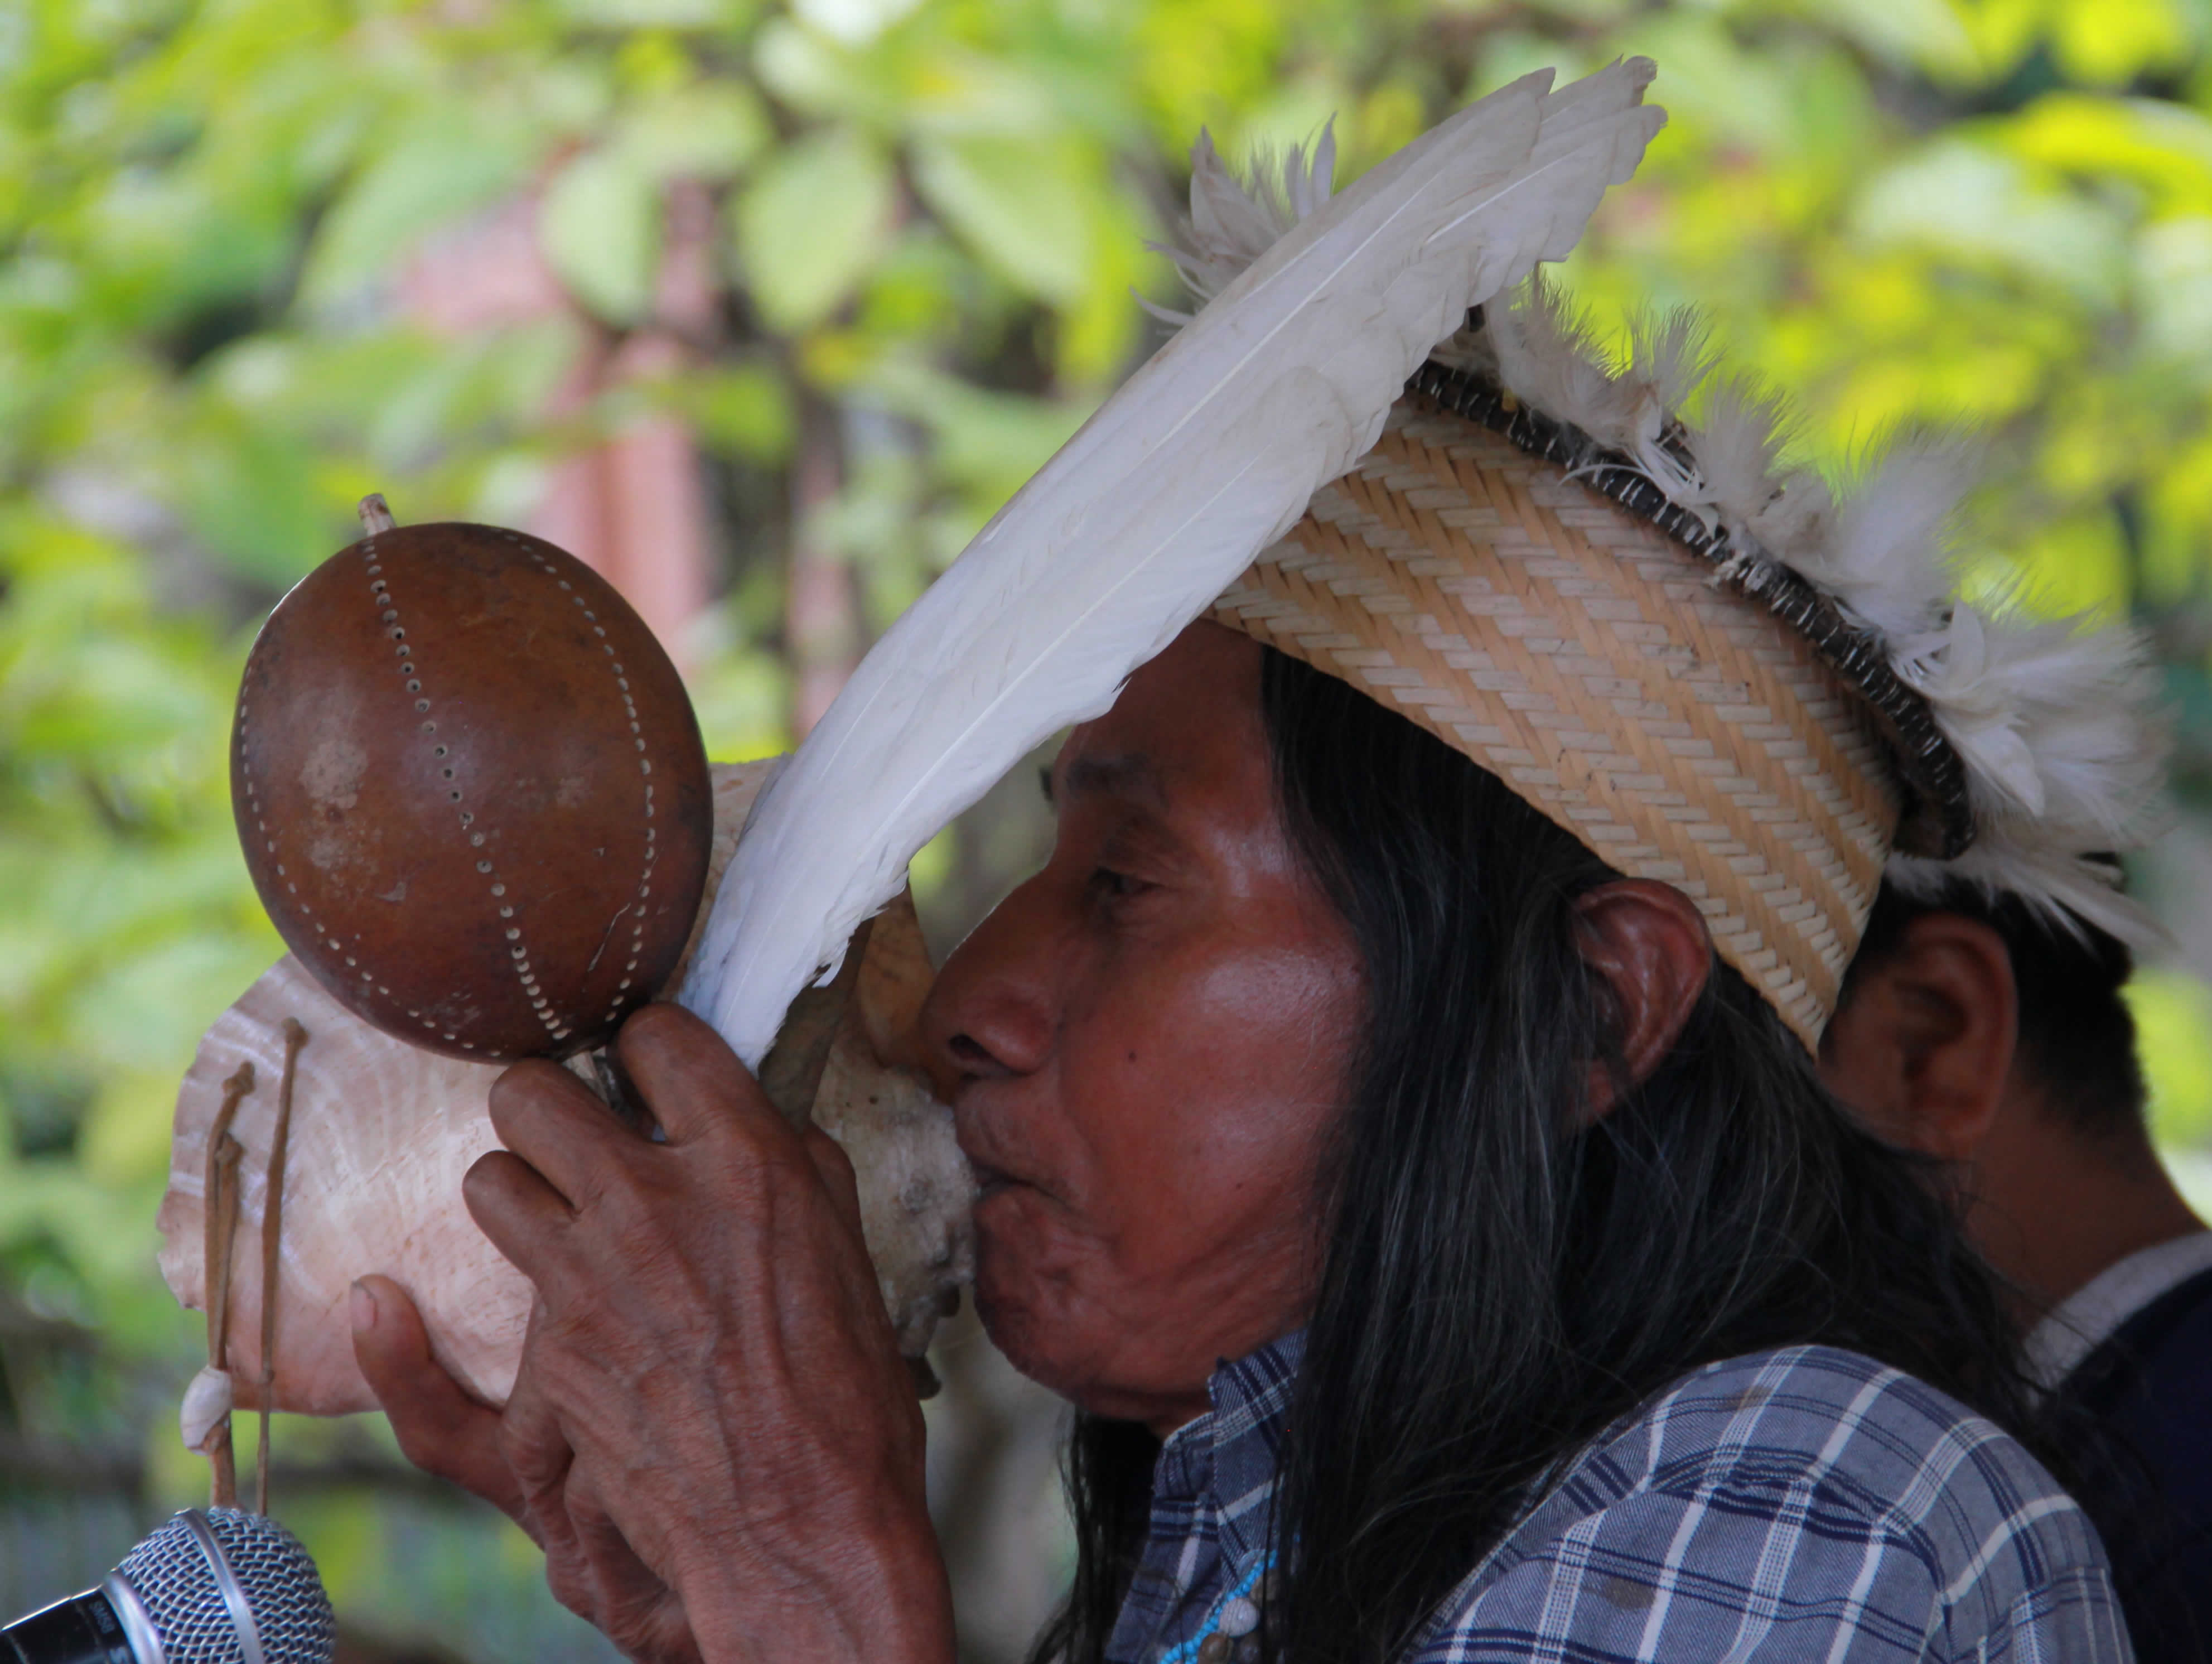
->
[1825,879,2212,1658]
[346,64,2147,1662]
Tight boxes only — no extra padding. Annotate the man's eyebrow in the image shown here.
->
[1045,753,1165,808]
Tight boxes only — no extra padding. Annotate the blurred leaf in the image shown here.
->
[70,933,272,1080]
[1853,140,2127,307]
[684,361,797,461]
[870,361,1089,502]
[750,16,878,117]
[1800,0,1982,83]
[540,147,664,325]
[301,116,535,308]
[175,423,345,585]
[620,82,772,181]
[2136,216,2212,361]
[912,135,1095,302]
[2050,0,2194,86]
[685,619,788,763]
[732,127,895,333]
[77,1070,181,1190]
[554,0,744,25]
[793,0,927,49]
[2003,94,2212,214]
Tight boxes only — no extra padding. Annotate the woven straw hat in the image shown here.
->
[1213,394,1895,1045]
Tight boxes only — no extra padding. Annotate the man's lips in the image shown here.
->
[952,1094,1046,1202]
[958,1134,1054,1207]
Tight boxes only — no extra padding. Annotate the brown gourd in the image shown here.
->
[233,496,713,1061]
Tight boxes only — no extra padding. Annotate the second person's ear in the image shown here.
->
[1819,913,2016,1163]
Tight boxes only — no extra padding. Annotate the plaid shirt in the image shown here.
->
[1105,1337,2131,1663]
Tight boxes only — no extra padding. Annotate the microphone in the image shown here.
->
[4,1507,334,1664]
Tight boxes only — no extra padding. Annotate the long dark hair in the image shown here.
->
[1031,648,2041,1664]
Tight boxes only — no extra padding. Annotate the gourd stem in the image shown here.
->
[204,1063,254,1509]
[255,1019,307,1515]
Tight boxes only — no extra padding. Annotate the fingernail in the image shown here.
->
[350,1280,378,1333]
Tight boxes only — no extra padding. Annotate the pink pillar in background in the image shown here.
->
[397,188,714,669]
[785,397,856,739]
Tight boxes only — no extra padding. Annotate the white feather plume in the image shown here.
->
[682,62,1668,1065]
[1142,136,2173,950]
[1144,123,1337,321]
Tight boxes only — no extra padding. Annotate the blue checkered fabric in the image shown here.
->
[1104,1336,2132,1662]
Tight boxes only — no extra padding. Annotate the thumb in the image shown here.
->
[351,1274,528,1527]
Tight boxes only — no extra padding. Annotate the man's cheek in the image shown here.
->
[974,1185,1073,1269]
[972,1194,1097,1360]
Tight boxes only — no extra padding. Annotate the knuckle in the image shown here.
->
[501,1425,567,1492]
[542,1557,596,1621]
[392,1427,457,1482]
[748,1134,821,1193]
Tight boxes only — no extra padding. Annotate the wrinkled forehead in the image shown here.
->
[1050,622,1271,807]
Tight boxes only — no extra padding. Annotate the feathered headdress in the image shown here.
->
[1147,129,2167,955]
[683,57,2168,1059]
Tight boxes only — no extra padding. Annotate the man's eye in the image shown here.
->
[1091,866,1147,900]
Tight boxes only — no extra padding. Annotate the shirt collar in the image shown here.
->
[1152,1330,1305,1572]
[2025,1228,2212,1388]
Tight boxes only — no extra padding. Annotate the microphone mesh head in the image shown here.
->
[114,1508,336,1664]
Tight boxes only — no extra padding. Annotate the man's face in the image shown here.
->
[919,623,1364,1433]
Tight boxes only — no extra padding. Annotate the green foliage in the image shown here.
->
[734,128,897,331]
[2128,968,2212,1145]
[10,0,2212,1653]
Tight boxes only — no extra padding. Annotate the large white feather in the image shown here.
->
[682,61,1666,1064]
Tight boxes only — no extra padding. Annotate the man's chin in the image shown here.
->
[968,1233,1086,1402]
[969,1280,1064,1397]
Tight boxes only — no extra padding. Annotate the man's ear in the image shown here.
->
[1572,880,1713,1122]
[1818,913,2016,1163]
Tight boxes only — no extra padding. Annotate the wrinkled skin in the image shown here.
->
[359,1006,943,1663]
[355,623,1368,1662]
[924,624,1365,1429]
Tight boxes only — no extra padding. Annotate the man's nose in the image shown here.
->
[920,872,1064,1082]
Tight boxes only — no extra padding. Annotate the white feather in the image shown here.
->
[1145,123,1338,322]
[1887,845,2170,953]
[1900,600,2169,844]
[682,62,1667,1065]
[1805,439,1971,642]
[1628,307,1713,413]
[1689,376,1800,547]
[1489,276,1639,448]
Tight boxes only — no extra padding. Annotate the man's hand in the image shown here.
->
[352,1276,702,1662]
[460,1002,954,1664]
[349,1274,524,1525]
